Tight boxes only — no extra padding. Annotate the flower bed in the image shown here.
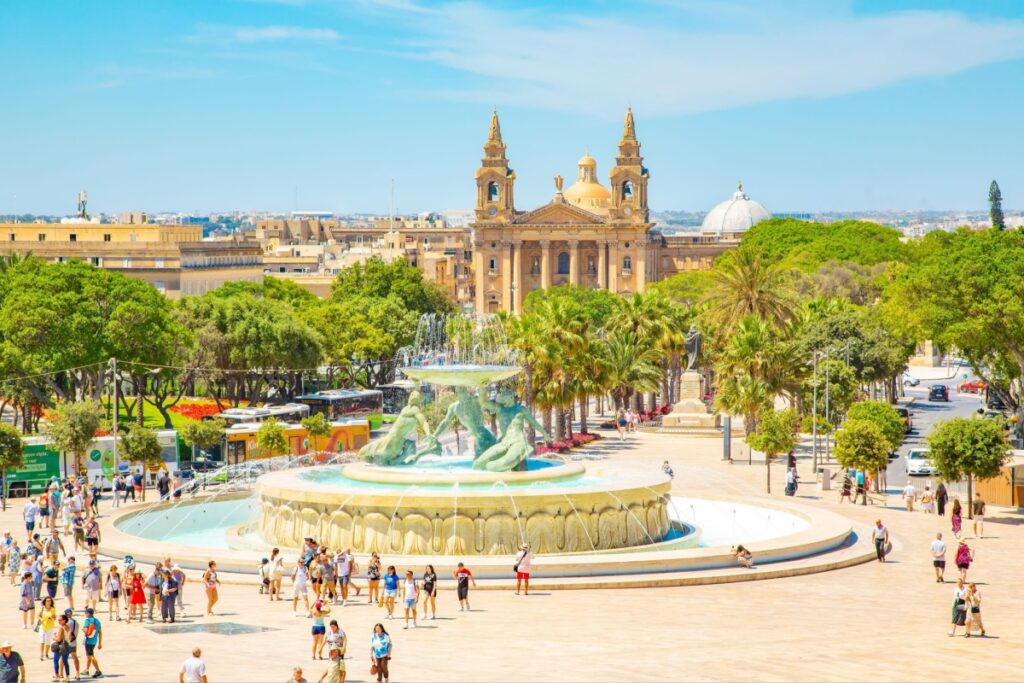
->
[534,432,601,455]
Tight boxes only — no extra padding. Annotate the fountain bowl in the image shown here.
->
[399,364,522,387]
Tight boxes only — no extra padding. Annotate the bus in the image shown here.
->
[3,438,60,498]
[296,390,384,429]
[379,380,417,415]
[206,403,310,426]
[221,419,371,465]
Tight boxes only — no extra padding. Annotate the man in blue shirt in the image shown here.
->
[83,607,103,678]
[60,557,77,612]
[160,568,179,623]
[0,641,26,683]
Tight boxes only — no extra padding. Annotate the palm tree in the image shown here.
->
[702,249,796,333]
[607,291,672,411]
[600,330,663,412]
[505,310,551,445]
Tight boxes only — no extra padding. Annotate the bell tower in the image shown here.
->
[608,107,649,223]
[475,110,516,223]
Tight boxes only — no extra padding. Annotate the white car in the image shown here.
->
[905,449,938,476]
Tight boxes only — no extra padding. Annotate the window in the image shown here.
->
[69,234,77,242]
[622,255,632,272]
[587,257,596,274]
[123,257,132,268]
[8,234,13,242]
[622,180,634,200]
[103,234,111,242]
[487,181,500,202]
[531,257,540,276]
[90,257,101,266]
[488,257,498,272]
[38,234,45,242]
[557,252,570,274]
[155,258,164,269]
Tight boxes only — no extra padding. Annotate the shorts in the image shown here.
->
[516,571,530,580]
[403,597,415,609]
[312,624,326,635]
[956,563,969,570]
[88,589,100,602]
[457,583,468,601]
[26,521,35,532]
[86,537,99,548]
[109,590,120,599]
[39,508,50,517]
[62,584,74,596]
[384,588,397,598]
[85,643,96,656]
[39,629,53,645]
[338,575,350,587]
[933,560,946,568]
[294,584,308,596]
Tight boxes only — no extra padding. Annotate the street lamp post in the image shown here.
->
[825,353,832,463]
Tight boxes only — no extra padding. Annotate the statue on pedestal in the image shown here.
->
[684,324,701,372]
[359,390,432,466]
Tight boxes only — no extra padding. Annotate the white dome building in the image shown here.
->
[701,182,770,233]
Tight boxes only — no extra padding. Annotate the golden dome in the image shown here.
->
[563,153,610,213]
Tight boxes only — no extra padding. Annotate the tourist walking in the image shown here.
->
[105,565,122,621]
[615,410,626,441]
[0,530,12,576]
[955,539,974,580]
[930,533,947,583]
[23,498,39,537]
[401,570,418,629]
[965,582,985,637]
[59,557,76,612]
[128,568,146,623]
[82,607,103,677]
[84,516,101,561]
[454,562,475,611]
[871,520,889,563]
[52,614,71,682]
[161,567,179,622]
[145,565,162,622]
[950,578,968,636]
[172,564,187,616]
[972,494,986,539]
[43,560,59,601]
[63,608,82,681]
[838,473,852,503]
[951,499,963,538]
[179,647,208,683]
[37,596,57,662]
[514,544,534,595]
[1,640,26,683]
[935,482,948,516]
[321,620,347,683]
[83,559,103,612]
[854,471,866,505]
[902,481,916,512]
[45,530,66,565]
[311,600,331,659]
[382,566,398,619]
[292,560,311,617]
[335,550,350,605]
[288,666,308,683]
[421,565,437,619]
[203,561,220,617]
[366,553,381,606]
[7,543,21,586]
[269,548,285,601]
[662,461,674,479]
[370,624,391,683]
[921,485,935,514]
[19,572,35,629]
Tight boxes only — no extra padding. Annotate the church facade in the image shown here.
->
[471,110,743,314]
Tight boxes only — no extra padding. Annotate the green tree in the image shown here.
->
[703,249,795,334]
[747,408,797,493]
[46,400,103,477]
[0,422,25,511]
[833,419,890,504]
[118,424,164,501]
[330,257,453,315]
[256,418,289,459]
[740,218,908,270]
[927,417,1009,518]
[301,413,332,455]
[989,180,1005,230]
[180,418,226,462]
[846,400,904,452]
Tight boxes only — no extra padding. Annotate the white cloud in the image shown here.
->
[387,3,1024,116]
[190,24,341,44]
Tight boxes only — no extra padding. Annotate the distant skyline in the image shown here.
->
[1,0,1023,215]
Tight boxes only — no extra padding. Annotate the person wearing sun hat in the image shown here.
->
[514,544,534,596]
[0,639,26,683]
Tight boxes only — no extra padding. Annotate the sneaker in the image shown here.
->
[403,624,408,629]
[93,673,103,679]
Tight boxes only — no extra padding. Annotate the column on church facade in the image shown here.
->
[607,240,618,293]
[568,239,579,285]
[598,239,607,289]
[473,240,486,313]
[501,240,513,311]
[512,239,523,313]
[540,239,551,290]
[635,238,647,292]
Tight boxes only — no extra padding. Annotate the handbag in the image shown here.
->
[371,661,379,676]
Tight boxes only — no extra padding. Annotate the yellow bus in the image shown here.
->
[222,418,371,464]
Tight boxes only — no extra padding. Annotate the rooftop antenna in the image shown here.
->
[77,190,89,220]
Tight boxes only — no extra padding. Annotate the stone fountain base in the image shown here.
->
[255,461,673,556]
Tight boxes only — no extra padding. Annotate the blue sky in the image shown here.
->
[1,0,1022,215]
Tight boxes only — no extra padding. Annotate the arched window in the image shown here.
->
[531,256,541,275]
[622,180,633,200]
[557,252,570,274]
[623,255,633,272]
[488,181,500,202]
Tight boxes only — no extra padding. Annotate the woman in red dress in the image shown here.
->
[127,568,146,623]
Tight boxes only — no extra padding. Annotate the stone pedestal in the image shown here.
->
[662,371,720,428]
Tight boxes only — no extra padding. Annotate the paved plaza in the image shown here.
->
[2,430,1021,682]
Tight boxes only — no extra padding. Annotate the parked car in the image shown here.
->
[987,393,1007,411]
[928,385,950,401]
[902,375,920,387]
[906,449,938,476]
[959,380,986,393]
[894,406,912,433]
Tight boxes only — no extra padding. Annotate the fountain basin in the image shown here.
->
[399,364,522,386]
[255,462,673,556]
